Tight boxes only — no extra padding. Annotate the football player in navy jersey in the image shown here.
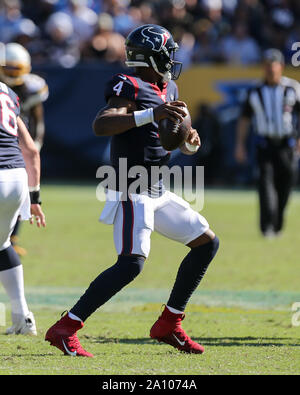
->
[0,43,49,256]
[45,25,219,357]
[0,80,46,335]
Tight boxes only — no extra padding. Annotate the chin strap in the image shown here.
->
[149,56,171,82]
[162,72,172,83]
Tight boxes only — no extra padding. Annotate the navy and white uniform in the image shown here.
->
[99,73,209,258]
[0,82,30,250]
[106,73,175,171]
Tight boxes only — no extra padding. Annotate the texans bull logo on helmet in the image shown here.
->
[141,26,171,52]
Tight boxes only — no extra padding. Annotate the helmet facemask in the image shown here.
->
[149,44,182,82]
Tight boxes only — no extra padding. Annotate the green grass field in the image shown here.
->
[1,184,300,375]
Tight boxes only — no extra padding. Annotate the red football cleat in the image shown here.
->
[45,312,93,357]
[150,306,204,354]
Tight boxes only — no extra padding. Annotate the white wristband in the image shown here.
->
[185,142,199,152]
[134,108,154,127]
[29,184,40,192]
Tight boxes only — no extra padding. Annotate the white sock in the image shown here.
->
[0,265,29,317]
[166,305,184,315]
[68,312,82,322]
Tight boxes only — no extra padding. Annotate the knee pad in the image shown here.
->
[116,255,145,281]
[191,235,220,259]
[0,246,21,272]
[211,236,220,256]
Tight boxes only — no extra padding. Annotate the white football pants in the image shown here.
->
[100,190,209,258]
[0,168,31,251]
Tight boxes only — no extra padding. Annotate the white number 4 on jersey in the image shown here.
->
[113,81,124,96]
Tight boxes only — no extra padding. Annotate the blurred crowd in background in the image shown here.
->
[1,0,299,185]
[1,0,300,69]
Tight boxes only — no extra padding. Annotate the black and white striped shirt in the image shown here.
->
[242,77,300,138]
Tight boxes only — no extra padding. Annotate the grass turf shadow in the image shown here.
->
[91,336,300,348]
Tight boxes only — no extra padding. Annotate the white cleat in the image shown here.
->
[5,312,37,336]
[263,229,276,239]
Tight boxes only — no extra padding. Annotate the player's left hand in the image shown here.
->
[180,128,201,155]
[30,204,46,228]
[186,128,201,147]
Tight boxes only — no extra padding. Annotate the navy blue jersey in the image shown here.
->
[105,73,179,170]
[0,82,25,169]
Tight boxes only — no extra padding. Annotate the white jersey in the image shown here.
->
[17,73,49,113]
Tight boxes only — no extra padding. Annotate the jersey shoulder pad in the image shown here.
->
[105,73,138,102]
[23,73,49,102]
[0,81,16,100]
[0,81,9,94]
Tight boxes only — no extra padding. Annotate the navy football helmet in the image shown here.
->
[125,24,182,82]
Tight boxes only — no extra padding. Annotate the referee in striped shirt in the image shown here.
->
[235,49,300,237]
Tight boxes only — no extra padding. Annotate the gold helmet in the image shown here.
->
[0,43,31,86]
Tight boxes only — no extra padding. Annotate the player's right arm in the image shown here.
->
[93,74,187,137]
[93,98,187,137]
[93,96,137,136]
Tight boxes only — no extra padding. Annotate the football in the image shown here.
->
[158,106,191,151]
